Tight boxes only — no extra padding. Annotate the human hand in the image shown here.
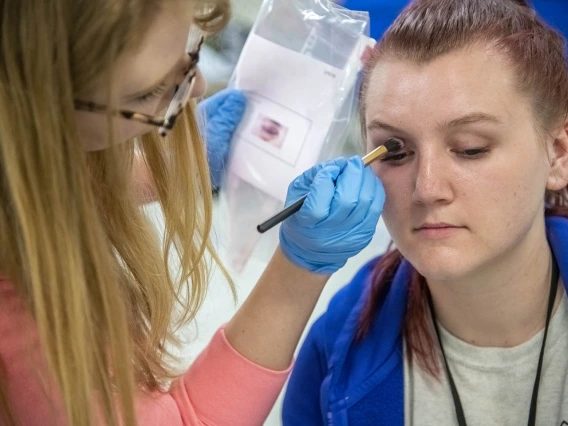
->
[279,156,384,274]
[197,88,247,190]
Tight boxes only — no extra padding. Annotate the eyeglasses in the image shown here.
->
[74,26,204,137]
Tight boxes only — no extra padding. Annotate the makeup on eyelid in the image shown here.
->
[369,131,497,163]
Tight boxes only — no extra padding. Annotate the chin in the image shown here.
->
[400,245,477,282]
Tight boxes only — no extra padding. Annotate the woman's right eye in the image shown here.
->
[133,82,169,105]
[380,152,411,163]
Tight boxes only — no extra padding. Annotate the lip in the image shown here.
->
[414,223,464,239]
[418,222,457,229]
[261,124,279,136]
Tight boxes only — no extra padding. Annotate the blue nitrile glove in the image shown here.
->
[197,88,247,190]
[279,156,385,274]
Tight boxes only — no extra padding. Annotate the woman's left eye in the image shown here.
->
[134,83,169,104]
[381,152,409,162]
[454,147,490,158]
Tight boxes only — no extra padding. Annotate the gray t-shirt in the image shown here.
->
[404,292,568,426]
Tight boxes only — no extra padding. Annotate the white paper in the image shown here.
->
[229,34,347,202]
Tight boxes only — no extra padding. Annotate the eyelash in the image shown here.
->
[380,146,490,163]
[381,152,410,162]
[456,147,490,158]
[134,82,169,104]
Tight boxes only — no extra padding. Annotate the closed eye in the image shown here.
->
[380,152,412,162]
[133,82,170,105]
[454,147,490,158]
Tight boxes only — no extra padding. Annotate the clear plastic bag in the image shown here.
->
[219,0,371,272]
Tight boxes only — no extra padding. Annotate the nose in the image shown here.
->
[190,67,207,98]
[411,149,454,206]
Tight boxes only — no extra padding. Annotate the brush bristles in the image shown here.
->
[385,137,404,153]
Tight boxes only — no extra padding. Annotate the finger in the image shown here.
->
[197,90,225,121]
[350,173,384,237]
[296,163,343,226]
[286,157,348,202]
[199,88,245,119]
[199,90,247,148]
[326,156,364,226]
[211,90,247,127]
[367,175,385,223]
[340,166,380,227]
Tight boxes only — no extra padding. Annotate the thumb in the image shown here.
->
[198,88,242,118]
[300,157,348,186]
[200,89,247,126]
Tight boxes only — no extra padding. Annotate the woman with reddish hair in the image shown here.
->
[283,0,568,425]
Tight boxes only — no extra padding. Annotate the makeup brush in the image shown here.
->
[256,137,404,233]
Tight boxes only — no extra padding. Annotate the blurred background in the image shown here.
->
[145,1,568,424]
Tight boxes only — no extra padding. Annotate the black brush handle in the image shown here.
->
[254,142,400,234]
[256,195,308,233]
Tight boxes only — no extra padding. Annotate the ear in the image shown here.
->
[546,117,568,191]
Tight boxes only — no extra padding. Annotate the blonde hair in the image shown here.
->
[0,0,233,425]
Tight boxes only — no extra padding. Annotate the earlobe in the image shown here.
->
[546,119,568,191]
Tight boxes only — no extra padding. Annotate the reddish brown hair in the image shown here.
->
[356,0,568,377]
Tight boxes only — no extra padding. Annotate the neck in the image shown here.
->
[428,227,563,348]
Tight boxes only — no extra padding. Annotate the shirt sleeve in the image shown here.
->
[169,326,292,426]
[0,278,291,426]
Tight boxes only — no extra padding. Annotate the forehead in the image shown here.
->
[365,45,529,127]
[114,2,193,94]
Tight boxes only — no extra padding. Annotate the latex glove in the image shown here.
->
[197,88,247,190]
[279,156,384,274]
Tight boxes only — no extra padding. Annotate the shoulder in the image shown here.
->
[284,258,382,421]
[327,258,378,320]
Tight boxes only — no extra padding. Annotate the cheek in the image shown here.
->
[76,112,153,151]
[372,164,412,234]
[117,121,155,144]
[76,111,106,151]
[479,154,547,231]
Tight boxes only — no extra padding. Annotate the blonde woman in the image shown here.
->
[0,0,384,425]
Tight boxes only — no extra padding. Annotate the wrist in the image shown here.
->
[224,246,329,370]
[278,230,344,275]
[274,244,329,272]
[259,246,329,324]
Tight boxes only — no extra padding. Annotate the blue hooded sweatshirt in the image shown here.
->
[282,216,568,425]
[340,1,568,43]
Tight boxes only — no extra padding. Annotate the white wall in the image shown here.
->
[144,199,391,425]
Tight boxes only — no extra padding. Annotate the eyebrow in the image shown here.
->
[367,119,407,135]
[367,112,502,134]
[438,112,502,131]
